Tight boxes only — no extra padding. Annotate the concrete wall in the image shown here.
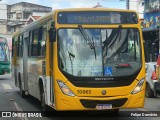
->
[0,2,52,35]
[129,0,144,19]
[32,12,49,17]
[0,4,7,20]
[0,24,7,34]
[138,1,145,19]
[0,5,7,34]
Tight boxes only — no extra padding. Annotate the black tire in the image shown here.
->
[42,93,47,111]
[146,83,154,98]
[20,82,26,98]
[39,81,48,112]
[19,75,26,98]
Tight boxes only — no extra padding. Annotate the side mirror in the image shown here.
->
[49,27,56,42]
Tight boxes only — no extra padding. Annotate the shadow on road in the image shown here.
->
[15,91,43,110]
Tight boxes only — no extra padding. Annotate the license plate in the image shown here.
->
[96,104,112,110]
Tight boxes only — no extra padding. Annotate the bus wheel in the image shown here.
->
[146,83,154,98]
[42,93,46,111]
[20,82,26,98]
[19,76,26,98]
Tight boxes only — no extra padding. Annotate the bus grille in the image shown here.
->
[80,98,128,108]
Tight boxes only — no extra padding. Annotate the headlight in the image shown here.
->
[131,78,145,94]
[57,80,75,96]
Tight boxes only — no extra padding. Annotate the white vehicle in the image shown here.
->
[145,62,158,97]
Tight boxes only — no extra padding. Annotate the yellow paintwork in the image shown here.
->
[12,8,145,111]
[52,8,146,110]
[54,90,145,110]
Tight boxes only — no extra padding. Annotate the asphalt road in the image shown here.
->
[0,74,160,120]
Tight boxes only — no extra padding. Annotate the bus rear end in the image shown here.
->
[50,9,145,111]
[0,37,10,75]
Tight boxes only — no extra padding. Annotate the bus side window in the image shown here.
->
[12,38,14,57]
[40,25,47,57]
[17,36,20,57]
[31,29,39,57]
[28,32,31,57]
[49,21,56,42]
[14,37,18,57]
[37,27,43,56]
[34,25,47,57]
[19,35,23,57]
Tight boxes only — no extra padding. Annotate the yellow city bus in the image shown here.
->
[12,8,145,112]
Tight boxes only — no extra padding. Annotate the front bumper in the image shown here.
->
[54,90,145,111]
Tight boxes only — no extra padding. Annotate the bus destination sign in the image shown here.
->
[58,11,138,24]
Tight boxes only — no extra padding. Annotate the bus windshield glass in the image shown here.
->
[58,28,141,77]
[0,38,9,62]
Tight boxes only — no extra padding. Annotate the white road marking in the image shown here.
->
[1,83,28,120]
[2,83,12,90]
[13,102,29,120]
[13,102,23,112]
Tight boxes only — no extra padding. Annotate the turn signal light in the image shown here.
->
[151,71,158,80]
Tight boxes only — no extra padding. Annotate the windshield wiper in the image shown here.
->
[103,25,122,58]
[133,29,137,60]
[68,51,75,74]
[78,25,97,60]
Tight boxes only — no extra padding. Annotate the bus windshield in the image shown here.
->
[58,27,141,77]
[0,43,10,62]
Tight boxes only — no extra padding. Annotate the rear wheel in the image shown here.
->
[42,93,47,111]
[20,82,26,98]
[39,81,48,112]
[146,83,154,98]
[19,75,26,98]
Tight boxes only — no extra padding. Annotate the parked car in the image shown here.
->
[155,80,160,96]
[145,62,158,97]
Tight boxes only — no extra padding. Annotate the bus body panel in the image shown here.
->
[12,8,145,111]
[54,90,145,110]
